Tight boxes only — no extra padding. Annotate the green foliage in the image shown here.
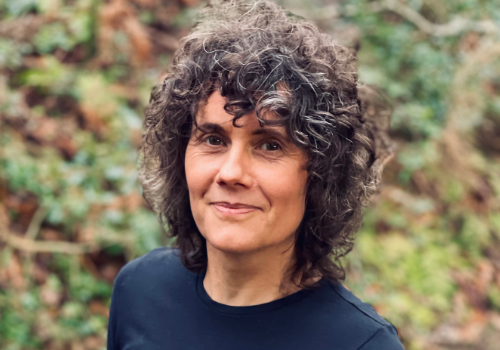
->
[0,39,30,69]
[0,1,164,347]
[34,23,75,53]
[0,0,38,17]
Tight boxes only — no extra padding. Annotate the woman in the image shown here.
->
[107,1,403,349]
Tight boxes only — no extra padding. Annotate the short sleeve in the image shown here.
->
[357,325,405,350]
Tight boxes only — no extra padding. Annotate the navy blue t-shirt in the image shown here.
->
[107,247,405,350]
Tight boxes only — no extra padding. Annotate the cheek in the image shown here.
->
[185,150,215,237]
[264,166,308,216]
[185,163,203,197]
[185,150,216,197]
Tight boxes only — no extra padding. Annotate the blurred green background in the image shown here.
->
[1,0,499,349]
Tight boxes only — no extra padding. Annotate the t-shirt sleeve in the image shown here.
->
[106,266,124,350]
[106,293,117,350]
[106,255,137,350]
[106,247,175,350]
[357,325,405,350]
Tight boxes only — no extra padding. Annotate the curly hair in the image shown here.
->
[138,0,389,290]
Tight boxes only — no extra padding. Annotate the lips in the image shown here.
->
[210,202,260,215]
[211,202,259,209]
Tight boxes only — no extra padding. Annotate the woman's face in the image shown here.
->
[185,90,309,254]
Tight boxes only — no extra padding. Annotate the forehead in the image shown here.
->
[195,90,287,134]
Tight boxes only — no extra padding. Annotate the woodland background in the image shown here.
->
[1,0,499,349]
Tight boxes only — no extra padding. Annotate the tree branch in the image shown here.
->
[25,206,48,241]
[0,205,99,254]
[370,0,498,37]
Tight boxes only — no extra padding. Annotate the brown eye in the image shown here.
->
[261,142,281,151]
[206,135,223,146]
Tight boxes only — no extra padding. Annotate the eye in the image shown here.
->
[260,141,282,151]
[204,135,223,146]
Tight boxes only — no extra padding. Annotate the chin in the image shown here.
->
[204,228,263,254]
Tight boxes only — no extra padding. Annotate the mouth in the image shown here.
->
[210,202,260,215]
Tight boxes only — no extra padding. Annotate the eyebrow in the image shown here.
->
[251,128,288,140]
[194,122,289,140]
[194,122,225,135]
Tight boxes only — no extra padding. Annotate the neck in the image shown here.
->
[203,241,302,307]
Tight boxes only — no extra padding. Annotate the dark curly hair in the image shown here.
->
[138,0,391,291]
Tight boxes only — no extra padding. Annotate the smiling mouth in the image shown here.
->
[210,202,260,215]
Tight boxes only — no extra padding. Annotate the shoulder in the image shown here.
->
[320,281,405,350]
[112,247,192,294]
[328,282,393,328]
[108,247,192,348]
[357,324,405,350]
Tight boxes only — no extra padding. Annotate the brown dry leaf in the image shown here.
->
[130,128,142,148]
[53,134,78,160]
[452,261,495,314]
[40,228,65,241]
[124,192,144,212]
[148,27,179,52]
[87,203,106,225]
[0,252,26,290]
[26,117,79,159]
[430,309,489,345]
[460,309,488,343]
[107,192,144,212]
[364,283,382,297]
[98,0,133,65]
[459,32,481,52]
[439,130,492,212]
[476,260,495,292]
[78,226,97,244]
[40,282,62,307]
[0,15,46,42]
[123,16,152,63]
[490,312,500,330]
[89,299,109,316]
[99,262,121,283]
[109,84,137,100]
[130,0,159,6]
[451,290,468,322]
[411,170,438,197]
[179,0,200,7]
[414,211,435,227]
[79,105,107,135]
[453,270,488,310]
[0,179,7,203]
[482,81,499,96]
[6,194,38,230]
[80,254,102,279]
[154,3,181,26]
[83,335,105,350]
[29,117,59,142]
[99,0,152,65]
[33,262,49,284]
[71,342,85,350]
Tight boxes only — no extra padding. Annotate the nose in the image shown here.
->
[215,143,253,188]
